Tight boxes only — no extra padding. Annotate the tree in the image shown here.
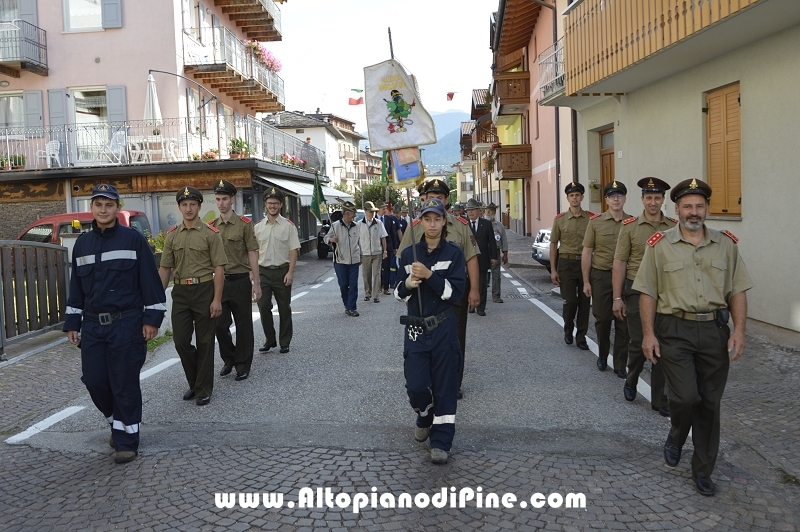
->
[352,179,406,210]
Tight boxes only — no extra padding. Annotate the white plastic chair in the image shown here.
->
[36,140,60,168]
[102,130,127,164]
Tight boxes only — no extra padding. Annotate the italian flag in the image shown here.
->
[348,88,364,105]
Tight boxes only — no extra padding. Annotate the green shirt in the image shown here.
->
[582,210,631,271]
[398,213,478,263]
[212,212,259,275]
[614,211,677,280]
[632,225,753,315]
[551,209,591,256]
[161,221,227,280]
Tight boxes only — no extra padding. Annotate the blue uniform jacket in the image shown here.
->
[64,221,166,332]
[395,237,466,318]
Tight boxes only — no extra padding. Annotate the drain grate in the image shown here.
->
[505,294,532,299]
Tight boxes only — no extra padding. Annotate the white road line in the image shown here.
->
[500,267,506,272]
[140,358,181,381]
[310,284,322,289]
[517,287,528,294]
[510,280,521,286]
[527,298,653,403]
[5,406,85,444]
[323,277,334,283]
[291,291,309,301]
[502,273,512,278]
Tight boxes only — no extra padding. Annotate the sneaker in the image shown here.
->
[430,448,449,464]
[346,309,360,317]
[114,451,138,464]
[374,298,380,303]
[493,298,504,303]
[414,425,430,442]
[364,296,371,302]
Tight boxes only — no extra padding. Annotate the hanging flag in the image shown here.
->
[446,92,455,101]
[391,150,421,181]
[348,88,364,105]
[310,171,326,222]
[363,59,437,151]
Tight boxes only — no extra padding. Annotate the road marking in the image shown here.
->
[502,273,512,278]
[527,298,653,403]
[310,284,322,289]
[517,287,528,294]
[324,277,334,283]
[140,358,180,381]
[510,280,521,286]
[500,267,506,272]
[5,406,85,444]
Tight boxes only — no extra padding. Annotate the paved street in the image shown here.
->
[1,234,799,531]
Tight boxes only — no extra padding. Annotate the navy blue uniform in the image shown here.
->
[64,222,166,452]
[395,237,466,452]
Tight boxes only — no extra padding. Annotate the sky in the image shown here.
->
[268,0,498,130]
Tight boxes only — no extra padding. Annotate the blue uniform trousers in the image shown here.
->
[334,262,360,311]
[80,316,146,452]
[403,318,460,452]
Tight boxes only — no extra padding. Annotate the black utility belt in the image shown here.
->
[84,309,143,325]
[400,308,454,332]
[224,272,250,281]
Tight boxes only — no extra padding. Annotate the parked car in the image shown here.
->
[16,211,152,244]
[531,228,554,272]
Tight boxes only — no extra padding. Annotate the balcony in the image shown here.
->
[494,144,531,179]
[339,145,355,160]
[0,20,47,77]
[183,26,285,113]
[491,70,530,126]
[538,38,564,103]
[0,115,325,175]
[471,125,498,153]
[548,0,800,107]
[215,0,282,41]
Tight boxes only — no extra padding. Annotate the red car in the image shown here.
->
[16,211,152,244]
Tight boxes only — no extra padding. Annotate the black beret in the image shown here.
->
[564,182,585,195]
[603,180,627,197]
[214,179,237,196]
[176,186,203,204]
[637,177,671,194]
[670,178,712,202]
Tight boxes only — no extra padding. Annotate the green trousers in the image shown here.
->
[624,278,667,407]
[172,281,217,399]
[557,258,590,342]
[215,275,254,374]
[257,265,293,348]
[590,268,629,370]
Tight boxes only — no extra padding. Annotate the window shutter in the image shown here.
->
[47,89,68,165]
[106,86,127,123]
[18,0,38,27]
[23,90,43,136]
[101,0,123,29]
[706,83,741,216]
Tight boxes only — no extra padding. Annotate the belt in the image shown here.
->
[260,263,289,270]
[224,272,250,281]
[400,307,454,331]
[560,254,581,261]
[673,310,723,322]
[174,274,214,285]
[84,309,143,325]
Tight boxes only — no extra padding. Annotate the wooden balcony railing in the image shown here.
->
[495,144,531,179]
[472,126,498,148]
[565,0,760,96]
[493,70,530,107]
[215,0,282,41]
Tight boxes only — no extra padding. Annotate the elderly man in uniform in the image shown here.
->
[325,201,362,316]
[399,179,479,399]
[613,177,676,416]
[254,188,301,353]
[485,202,508,303]
[582,181,631,376]
[159,186,227,406]
[465,198,498,316]
[211,180,261,381]
[634,178,752,496]
[359,200,388,303]
[398,205,410,238]
[550,182,595,350]
[64,184,166,464]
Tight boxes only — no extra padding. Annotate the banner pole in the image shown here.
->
[388,27,394,60]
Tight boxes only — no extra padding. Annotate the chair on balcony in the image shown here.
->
[101,130,127,164]
[35,140,61,168]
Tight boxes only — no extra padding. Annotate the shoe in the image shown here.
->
[109,435,115,448]
[468,308,475,314]
[614,369,628,379]
[693,475,716,496]
[664,434,681,467]
[476,310,486,316]
[182,389,195,401]
[652,404,670,417]
[493,298,504,303]
[259,342,277,353]
[430,448,449,464]
[623,383,637,402]
[596,357,607,371]
[374,298,380,303]
[564,334,574,345]
[364,296,371,301]
[414,425,430,442]
[383,289,390,295]
[347,310,359,317]
[457,388,464,400]
[577,341,589,350]
[114,451,137,464]
[235,372,248,381]
[219,364,233,377]
[280,346,290,354]
[195,396,211,406]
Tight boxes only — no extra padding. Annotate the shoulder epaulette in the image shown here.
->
[647,232,664,247]
[668,217,678,224]
[240,215,251,224]
[555,212,564,219]
[457,216,468,225]
[722,229,738,243]
[588,211,600,219]
[206,223,220,233]
[623,216,637,225]
[166,225,178,234]
[287,218,295,226]
[412,218,421,227]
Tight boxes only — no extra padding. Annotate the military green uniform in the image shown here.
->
[161,220,227,399]
[633,224,752,479]
[615,211,676,406]
[551,209,592,343]
[212,212,258,375]
[583,210,631,371]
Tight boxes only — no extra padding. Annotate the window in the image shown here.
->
[19,224,53,243]
[183,0,200,40]
[73,89,108,124]
[0,1,18,20]
[0,93,23,127]
[65,0,102,31]
[706,82,741,216]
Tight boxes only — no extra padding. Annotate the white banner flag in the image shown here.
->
[363,59,437,152]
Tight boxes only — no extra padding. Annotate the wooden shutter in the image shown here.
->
[18,0,38,26]
[23,90,43,133]
[47,89,68,164]
[101,0,123,29]
[106,86,127,123]
[706,83,741,215]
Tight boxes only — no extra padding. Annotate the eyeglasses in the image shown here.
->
[266,202,281,207]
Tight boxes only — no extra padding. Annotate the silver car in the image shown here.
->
[531,228,554,272]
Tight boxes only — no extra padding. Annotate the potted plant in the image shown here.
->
[9,154,25,169]
[191,153,201,161]
[201,149,218,160]
[229,138,250,158]
[0,155,9,170]
[152,128,161,136]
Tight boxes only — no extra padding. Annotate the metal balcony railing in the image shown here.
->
[0,19,47,74]
[539,37,565,101]
[0,115,325,175]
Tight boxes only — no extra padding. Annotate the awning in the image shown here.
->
[319,185,354,205]
[258,176,354,206]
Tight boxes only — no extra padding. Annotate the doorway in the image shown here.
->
[599,128,614,212]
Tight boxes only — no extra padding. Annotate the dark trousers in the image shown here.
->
[172,282,216,399]
[216,275,254,374]
[476,268,489,312]
[258,265,293,348]
[404,318,460,452]
[490,257,502,299]
[590,268,629,370]
[455,281,469,390]
[334,262,360,311]
[80,315,146,452]
[381,249,397,289]
[656,314,731,477]
[624,278,667,407]
[558,258,590,342]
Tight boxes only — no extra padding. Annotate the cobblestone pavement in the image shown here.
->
[1,244,798,531]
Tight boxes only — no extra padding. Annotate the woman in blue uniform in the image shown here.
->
[394,198,466,464]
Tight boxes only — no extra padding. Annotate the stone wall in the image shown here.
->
[2,201,66,240]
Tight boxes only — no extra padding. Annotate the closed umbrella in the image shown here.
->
[143,74,162,125]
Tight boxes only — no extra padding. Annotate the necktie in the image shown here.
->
[472,221,477,232]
